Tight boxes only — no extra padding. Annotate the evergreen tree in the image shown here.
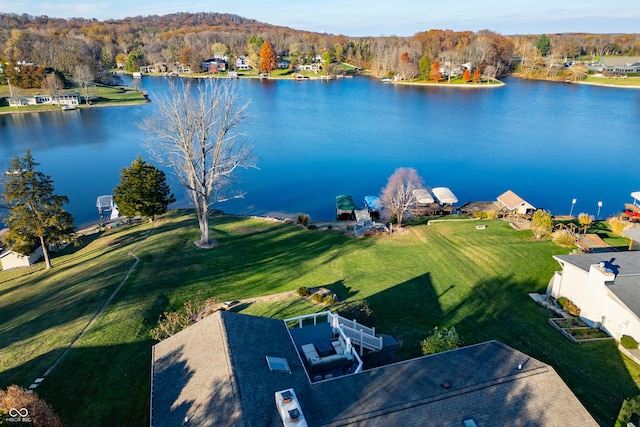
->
[1,149,74,269]
[113,156,175,221]
[535,34,551,56]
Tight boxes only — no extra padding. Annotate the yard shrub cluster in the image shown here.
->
[557,297,581,316]
[608,216,630,236]
[297,213,311,226]
[149,297,216,341]
[552,229,576,247]
[337,300,374,325]
[310,292,337,305]
[471,211,497,220]
[621,335,639,349]
[0,384,61,427]
[421,326,462,355]
[296,286,311,297]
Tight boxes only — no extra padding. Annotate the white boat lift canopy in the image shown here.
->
[413,189,435,205]
[432,187,458,205]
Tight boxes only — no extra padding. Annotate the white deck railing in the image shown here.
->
[284,310,383,354]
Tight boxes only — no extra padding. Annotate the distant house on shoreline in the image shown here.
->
[587,57,640,75]
[8,92,80,108]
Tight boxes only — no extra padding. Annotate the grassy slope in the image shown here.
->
[0,210,638,426]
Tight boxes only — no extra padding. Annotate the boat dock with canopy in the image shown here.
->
[432,187,458,205]
[336,195,356,220]
[96,195,119,222]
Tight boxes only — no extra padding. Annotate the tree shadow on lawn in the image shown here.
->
[0,340,157,427]
[121,216,369,313]
[0,223,155,350]
[364,272,443,355]
[362,272,638,424]
[324,279,359,302]
[450,276,639,426]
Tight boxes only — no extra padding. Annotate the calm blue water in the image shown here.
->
[1,76,639,227]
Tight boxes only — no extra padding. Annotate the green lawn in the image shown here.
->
[0,211,637,426]
[583,75,640,87]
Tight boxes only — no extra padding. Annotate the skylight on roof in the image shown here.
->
[266,356,291,373]
[463,419,478,427]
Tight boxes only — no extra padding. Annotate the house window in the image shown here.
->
[266,356,291,373]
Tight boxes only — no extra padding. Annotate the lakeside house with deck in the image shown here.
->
[150,309,596,426]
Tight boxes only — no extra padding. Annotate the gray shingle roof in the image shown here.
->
[151,311,597,426]
[554,251,640,316]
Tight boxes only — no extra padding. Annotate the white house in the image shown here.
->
[8,92,80,108]
[0,246,44,270]
[547,251,640,342]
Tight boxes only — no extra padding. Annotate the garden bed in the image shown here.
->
[548,318,614,343]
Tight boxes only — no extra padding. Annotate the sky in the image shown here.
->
[0,0,638,36]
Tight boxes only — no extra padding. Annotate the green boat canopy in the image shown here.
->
[336,195,356,211]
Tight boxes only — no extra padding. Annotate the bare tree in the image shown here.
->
[72,64,95,104]
[42,73,64,103]
[380,167,424,229]
[142,80,256,247]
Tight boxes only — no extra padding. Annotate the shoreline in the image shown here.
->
[509,73,640,89]
[0,100,150,116]
[386,79,505,88]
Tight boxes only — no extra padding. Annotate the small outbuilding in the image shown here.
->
[497,190,535,216]
[0,246,44,270]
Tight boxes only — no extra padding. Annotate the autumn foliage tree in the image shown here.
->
[0,384,61,427]
[473,68,481,83]
[462,68,471,82]
[259,40,276,74]
[429,60,443,82]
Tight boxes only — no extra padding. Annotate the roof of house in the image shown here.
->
[554,251,640,316]
[151,311,597,426]
[497,190,534,211]
[599,56,640,67]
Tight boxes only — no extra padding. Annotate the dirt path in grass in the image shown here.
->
[28,229,153,390]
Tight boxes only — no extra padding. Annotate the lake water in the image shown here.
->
[1,76,639,228]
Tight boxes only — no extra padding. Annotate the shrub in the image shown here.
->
[336,300,374,324]
[485,210,497,220]
[0,384,61,427]
[322,294,336,305]
[311,293,323,304]
[552,229,576,247]
[616,395,640,426]
[472,211,487,219]
[531,209,554,239]
[297,286,311,297]
[297,213,311,226]
[150,297,215,340]
[557,297,581,316]
[307,224,317,230]
[621,335,639,349]
[608,216,630,236]
[421,326,462,355]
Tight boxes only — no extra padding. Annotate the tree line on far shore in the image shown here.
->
[1,11,639,90]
